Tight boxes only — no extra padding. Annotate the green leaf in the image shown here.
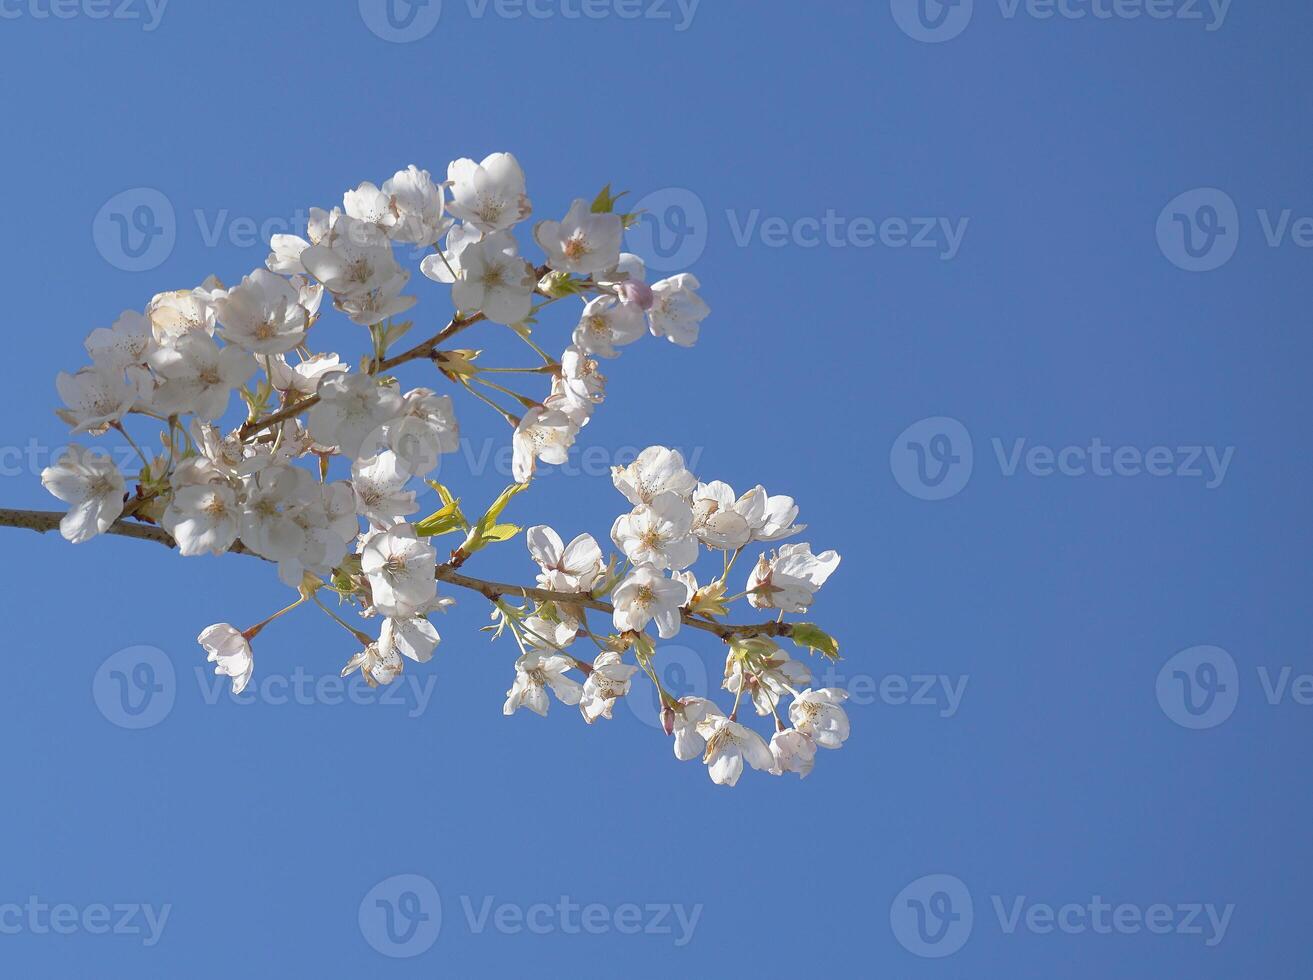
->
[790,623,841,661]
[591,184,628,214]
[480,523,522,543]
[414,498,467,537]
[462,482,530,555]
[426,479,457,508]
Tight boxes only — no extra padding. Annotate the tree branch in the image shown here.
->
[0,508,792,642]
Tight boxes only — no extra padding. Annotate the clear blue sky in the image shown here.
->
[1,1,1310,976]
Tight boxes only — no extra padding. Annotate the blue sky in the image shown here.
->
[1,0,1310,976]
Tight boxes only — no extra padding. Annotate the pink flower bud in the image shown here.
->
[616,279,654,311]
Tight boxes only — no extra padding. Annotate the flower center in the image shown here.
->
[564,235,588,262]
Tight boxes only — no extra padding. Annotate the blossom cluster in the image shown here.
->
[501,445,846,786]
[39,154,843,786]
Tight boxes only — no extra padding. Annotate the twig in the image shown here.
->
[0,508,793,641]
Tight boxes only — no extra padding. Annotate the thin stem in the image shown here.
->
[311,592,373,645]
[459,378,522,426]
[245,595,307,639]
[112,422,151,470]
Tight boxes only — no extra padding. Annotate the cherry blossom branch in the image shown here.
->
[235,262,567,441]
[235,310,489,440]
[0,508,792,642]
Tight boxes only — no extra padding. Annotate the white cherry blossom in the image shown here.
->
[360,522,437,618]
[512,406,577,484]
[451,231,536,325]
[213,268,310,354]
[341,642,404,687]
[696,715,774,787]
[571,294,646,358]
[647,274,709,347]
[379,601,449,664]
[611,491,699,571]
[446,152,531,233]
[611,445,697,506]
[148,277,223,346]
[579,651,639,724]
[670,696,723,761]
[55,365,137,433]
[525,525,604,592]
[769,729,817,778]
[689,481,752,551]
[163,482,239,556]
[420,222,482,284]
[268,352,346,397]
[148,332,255,422]
[788,688,851,749]
[277,481,358,587]
[198,623,254,695]
[85,310,154,370]
[352,451,419,526]
[503,651,582,717]
[611,564,687,638]
[383,164,449,246]
[535,198,622,275]
[239,464,317,561]
[384,388,459,475]
[307,373,404,460]
[737,485,807,542]
[747,543,841,614]
[39,446,125,543]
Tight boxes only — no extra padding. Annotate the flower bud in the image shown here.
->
[615,279,654,310]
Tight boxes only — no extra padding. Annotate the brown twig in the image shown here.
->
[0,508,793,641]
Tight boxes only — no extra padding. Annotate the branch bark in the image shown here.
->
[0,508,792,641]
